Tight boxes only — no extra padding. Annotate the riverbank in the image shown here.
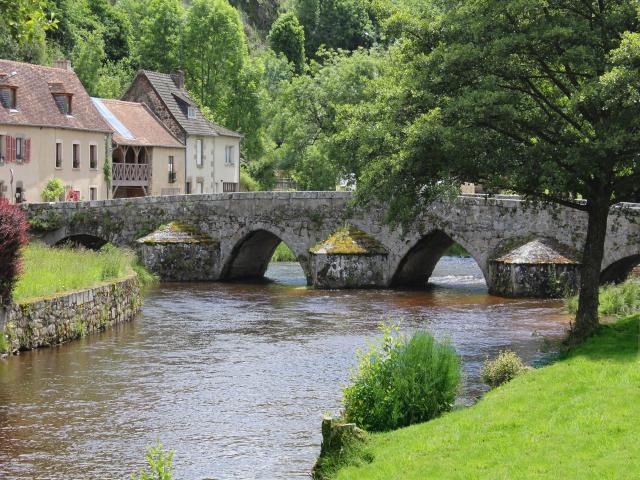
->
[315,313,640,479]
[1,244,155,355]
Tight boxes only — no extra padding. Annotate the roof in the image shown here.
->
[0,59,111,133]
[494,238,579,265]
[92,98,184,148]
[128,70,242,138]
[137,222,218,245]
[310,226,388,255]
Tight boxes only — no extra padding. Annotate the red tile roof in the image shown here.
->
[92,98,184,148]
[0,59,111,133]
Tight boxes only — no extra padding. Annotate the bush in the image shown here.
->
[240,167,260,192]
[566,279,640,317]
[41,178,65,202]
[271,242,296,262]
[480,350,528,389]
[0,199,29,305]
[344,321,461,432]
[131,439,174,480]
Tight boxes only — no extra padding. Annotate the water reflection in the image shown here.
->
[0,258,569,479]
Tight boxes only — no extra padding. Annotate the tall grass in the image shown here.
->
[13,243,147,302]
[271,242,297,262]
[566,279,640,317]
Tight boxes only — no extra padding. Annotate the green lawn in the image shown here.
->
[13,243,141,302]
[324,315,640,480]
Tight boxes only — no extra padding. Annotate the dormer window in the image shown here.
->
[53,93,72,115]
[187,106,196,119]
[0,86,17,109]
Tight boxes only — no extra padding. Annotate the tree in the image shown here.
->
[268,12,306,73]
[0,0,56,43]
[346,0,640,339]
[88,0,132,63]
[72,28,106,96]
[0,200,29,306]
[135,0,184,72]
[41,178,65,201]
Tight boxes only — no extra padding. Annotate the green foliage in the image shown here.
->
[268,12,306,73]
[270,242,296,262]
[239,166,260,192]
[480,350,529,389]
[41,178,65,202]
[0,0,57,43]
[0,330,9,355]
[71,27,106,96]
[131,439,174,480]
[343,320,461,432]
[321,315,640,479]
[134,0,184,72]
[567,279,640,317]
[443,243,470,257]
[13,243,138,301]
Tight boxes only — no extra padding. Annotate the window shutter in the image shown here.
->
[7,136,15,163]
[24,138,31,163]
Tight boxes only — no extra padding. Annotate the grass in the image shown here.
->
[13,243,155,302]
[271,242,297,262]
[317,314,640,479]
[310,225,387,255]
[566,278,640,317]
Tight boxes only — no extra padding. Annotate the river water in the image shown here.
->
[0,258,569,479]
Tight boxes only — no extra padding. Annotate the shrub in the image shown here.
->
[271,242,296,262]
[41,178,65,202]
[344,321,461,432]
[240,168,260,192]
[566,279,640,317]
[0,199,29,305]
[480,350,528,389]
[131,439,174,480]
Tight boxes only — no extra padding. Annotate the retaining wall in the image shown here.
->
[1,275,141,354]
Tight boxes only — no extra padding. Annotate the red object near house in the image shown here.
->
[5,136,16,163]
[67,189,80,202]
[23,138,31,163]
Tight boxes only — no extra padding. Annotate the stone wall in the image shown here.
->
[0,275,141,354]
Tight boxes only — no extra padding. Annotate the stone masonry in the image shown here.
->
[23,192,640,297]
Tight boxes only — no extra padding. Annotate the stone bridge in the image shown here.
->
[23,192,640,297]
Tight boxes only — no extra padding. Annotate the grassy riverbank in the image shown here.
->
[13,243,154,302]
[271,242,297,262]
[317,313,640,479]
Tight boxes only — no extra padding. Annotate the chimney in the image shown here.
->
[54,58,73,71]
[170,70,185,89]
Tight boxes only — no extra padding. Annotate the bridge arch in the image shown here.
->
[54,233,109,250]
[601,254,640,284]
[221,226,311,283]
[390,230,486,288]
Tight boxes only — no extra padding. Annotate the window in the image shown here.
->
[53,94,72,115]
[168,156,176,183]
[0,87,16,109]
[185,182,191,194]
[56,142,62,168]
[187,106,195,119]
[72,143,80,168]
[15,137,22,162]
[89,145,97,169]
[225,145,235,165]
[197,180,204,194]
[0,135,5,163]
[196,139,203,167]
[90,187,97,201]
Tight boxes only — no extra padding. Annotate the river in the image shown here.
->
[0,257,569,479]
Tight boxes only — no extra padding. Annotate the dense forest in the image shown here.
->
[1,0,398,190]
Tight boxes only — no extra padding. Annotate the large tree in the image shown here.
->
[344,0,640,339]
[135,0,184,72]
[268,12,306,73]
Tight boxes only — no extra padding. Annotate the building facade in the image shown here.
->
[0,59,110,203]
[92,98,186,198]
[122,70,241,194]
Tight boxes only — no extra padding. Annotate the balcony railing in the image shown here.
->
[112,163,150,187]
[223,182,238,192]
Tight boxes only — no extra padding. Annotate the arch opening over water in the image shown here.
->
[601,254,640,284]
[54,234,108,250]
[222,230,305,282]
[391,230,484,288]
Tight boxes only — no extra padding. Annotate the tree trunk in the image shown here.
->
[573,196,611,340]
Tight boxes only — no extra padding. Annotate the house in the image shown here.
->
[0,59,111,203]
[121,70,241,194]
[91,98,186,198]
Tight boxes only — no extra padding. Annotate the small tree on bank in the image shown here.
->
[348,0,640,340]
[0,200,29,305]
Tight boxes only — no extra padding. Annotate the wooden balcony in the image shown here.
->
[112,163,150,187]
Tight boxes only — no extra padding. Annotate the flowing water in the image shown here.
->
[0,258,569,479]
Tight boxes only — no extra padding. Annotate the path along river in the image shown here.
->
[0,257,569,479]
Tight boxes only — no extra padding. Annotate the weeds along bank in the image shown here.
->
[314,281,640,479]
[0,244,156,355]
